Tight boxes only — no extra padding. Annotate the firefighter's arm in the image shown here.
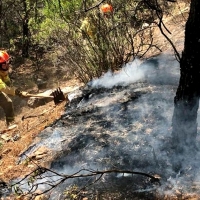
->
[0,86,16,96]
[1,87,28,97]
[3,75,12,87]
[0,80,27,97]
[0,78,15,95]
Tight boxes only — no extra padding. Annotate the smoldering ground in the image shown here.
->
[10,53,200,199]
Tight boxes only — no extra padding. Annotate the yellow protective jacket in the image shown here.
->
[0,70,15,96]
[80,17,96,38]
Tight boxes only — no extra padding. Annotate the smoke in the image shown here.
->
[74,53,200,196]
[15,53,200,198]
[89,58,144,88]
[89,54,179,88]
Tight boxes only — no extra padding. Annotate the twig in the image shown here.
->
[12,167,161,199]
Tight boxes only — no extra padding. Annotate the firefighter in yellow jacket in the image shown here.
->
[79,3,113,41]
[0,50,27,127]
[80,16,96,40]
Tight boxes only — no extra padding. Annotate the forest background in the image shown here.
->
[0,0,189,85]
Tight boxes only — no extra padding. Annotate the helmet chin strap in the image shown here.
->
[0,68,9,71]
[0,63,9,71]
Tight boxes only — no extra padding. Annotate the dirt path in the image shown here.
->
[0,80,81,182]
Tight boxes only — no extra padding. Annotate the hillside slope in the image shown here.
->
[0,1,191,199]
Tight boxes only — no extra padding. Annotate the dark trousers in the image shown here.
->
[0,92,14,125]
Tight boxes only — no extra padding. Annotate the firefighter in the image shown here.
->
[0,50,27,127]
[79,3,113,40]
[80,16,96,40]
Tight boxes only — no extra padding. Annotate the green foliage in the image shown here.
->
[13,185,23,196]
[0,0,174,83]
[49,0,159,83]
[43,0,82,20]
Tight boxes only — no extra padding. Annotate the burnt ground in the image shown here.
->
[4,53,200,200]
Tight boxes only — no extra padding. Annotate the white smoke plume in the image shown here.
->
[89,54,179,88]
[90,58,144,88]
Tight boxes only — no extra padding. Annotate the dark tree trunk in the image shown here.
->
[22,18,29,57]
[172,0,200,151]
[22,0,30,58]
[0,0,2,43]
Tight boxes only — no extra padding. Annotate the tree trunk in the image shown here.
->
[22,18,29,57]
[22,0,30,58]
[172,0,200,152]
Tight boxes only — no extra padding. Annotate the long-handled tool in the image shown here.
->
[24,94,54,98]
[25,87,66,105]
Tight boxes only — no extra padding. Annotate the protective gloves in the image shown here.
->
[15,89,28,97]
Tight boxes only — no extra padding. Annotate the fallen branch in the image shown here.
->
[11,166,161,199]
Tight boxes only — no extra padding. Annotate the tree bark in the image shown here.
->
[172,0,200,151]
[22,0,30,58]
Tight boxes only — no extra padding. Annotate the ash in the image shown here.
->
[16,54,200,199]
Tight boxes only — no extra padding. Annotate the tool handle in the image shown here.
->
[25,93,54,98]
